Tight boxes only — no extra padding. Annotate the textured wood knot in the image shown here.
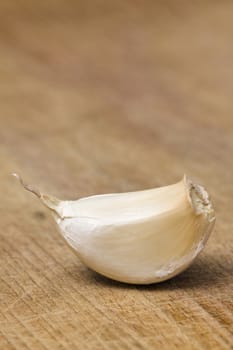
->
[33,211,46,220]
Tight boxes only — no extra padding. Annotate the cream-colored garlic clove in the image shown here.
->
[13,174,215,284]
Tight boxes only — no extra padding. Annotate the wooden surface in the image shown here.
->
[0,1,233,349]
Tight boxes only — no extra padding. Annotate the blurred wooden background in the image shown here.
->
[0,1,233,349]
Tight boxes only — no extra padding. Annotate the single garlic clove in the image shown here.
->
[13,174,215,284]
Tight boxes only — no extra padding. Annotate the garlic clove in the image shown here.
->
[13,174,215,284]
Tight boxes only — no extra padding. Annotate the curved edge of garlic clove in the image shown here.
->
[147,177,216,284]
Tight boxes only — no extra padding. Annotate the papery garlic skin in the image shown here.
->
[13,174,215,284]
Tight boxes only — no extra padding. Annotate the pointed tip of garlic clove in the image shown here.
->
[12,173,62,218]
[12,173,42,198]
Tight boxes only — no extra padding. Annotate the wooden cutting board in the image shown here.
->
[0,1,232,349]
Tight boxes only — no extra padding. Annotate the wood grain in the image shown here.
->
[0,1,232,349]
